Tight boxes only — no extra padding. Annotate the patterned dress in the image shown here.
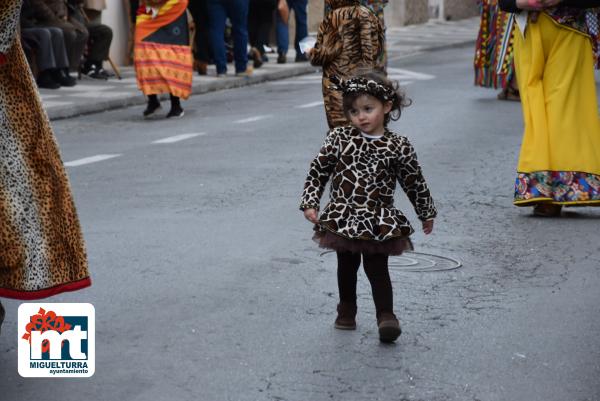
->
[134,0,193,99]
[474,0,516,89]
[0,0,90,299]
[311,0,384,128]
[300,126,436,255]
[504,5,600,206]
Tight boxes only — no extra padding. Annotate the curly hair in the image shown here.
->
[342,70,412,126]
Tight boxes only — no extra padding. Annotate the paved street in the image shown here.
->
[1,43,599,401]
[38,17,479,120]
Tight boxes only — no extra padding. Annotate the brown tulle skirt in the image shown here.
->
[313,230,413,255]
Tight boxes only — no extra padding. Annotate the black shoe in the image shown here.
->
[295,53,308,62]
[143,100,162,117]
[166,106,184,119]
[53,69,77,87]
[277,52,287,64]
[37,71,61,89]
[261,53,269,63]
[83,63,109,80]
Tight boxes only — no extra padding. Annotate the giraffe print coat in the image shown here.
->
[0,0,90,299]
[300,126,436,242]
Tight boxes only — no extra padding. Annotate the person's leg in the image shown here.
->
[256,1,276,56]
[23,28,56,72]
[47,27,69,70]
[59,26,78,70]
[191,0,212,73]
[167,94,184,118]
[207,0,228,74]
[337,251,361,305]
[70,27,89,73]
[143,94,161,117]
[362,252,400,342]
[248,0,259,48]
[23,28,61,89]
[291,0,308,60]
[47,27,77,86]
[227,0,249,74]
[197,0,213,62]
[362,253,393,317]
[247,0,263,68]
[276,0,290,61]
[335,251,361,329]
[85,23,113,73]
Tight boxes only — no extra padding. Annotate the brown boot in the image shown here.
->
[195,60,208,76]
[334,302,357,330]
[533,203,562,217]
[377,312,401,343]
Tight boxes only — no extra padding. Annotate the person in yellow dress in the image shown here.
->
[499,0,600,216]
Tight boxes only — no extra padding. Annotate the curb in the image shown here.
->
[47,64,318,121]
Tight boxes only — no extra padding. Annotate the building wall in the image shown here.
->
[104,0,131,66]
[441,0,478,20]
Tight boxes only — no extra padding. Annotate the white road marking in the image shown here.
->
[152,133,205,144]
[64,154,122,167]
[295,101,324,109]
[43,100,76,108]
[234,115,271,124]
[270,68,435,86]
[387,67,436,81]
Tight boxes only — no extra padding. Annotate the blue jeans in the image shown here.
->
[276,0,308,55]
[207,0,249,74]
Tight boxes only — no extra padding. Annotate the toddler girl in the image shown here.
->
[299,71,437,342]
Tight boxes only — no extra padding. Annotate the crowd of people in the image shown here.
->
[20,0,113,89]
[133,0,389,118]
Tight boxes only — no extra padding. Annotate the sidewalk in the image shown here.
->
[40,17,479,121]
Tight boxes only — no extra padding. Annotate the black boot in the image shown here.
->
[143,94,162,117]
[167,94,184,118]
[53,68,77,87]
[36,70,61,89]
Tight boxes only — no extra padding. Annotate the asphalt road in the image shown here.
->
[1,45,599,401]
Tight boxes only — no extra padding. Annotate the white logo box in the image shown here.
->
[18,303,95,378]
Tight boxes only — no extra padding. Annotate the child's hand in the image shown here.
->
[422,220,434,235]
[303,208,319,224]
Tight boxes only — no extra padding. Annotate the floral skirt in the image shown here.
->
[313,230,413,256]
[512,13,600,207]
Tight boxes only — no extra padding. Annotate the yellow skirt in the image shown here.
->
[513,13,600,206]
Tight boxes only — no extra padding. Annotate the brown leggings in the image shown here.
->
[336,251,394,317]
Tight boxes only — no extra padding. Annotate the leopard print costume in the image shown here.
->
[300,126,436,242]
[0,0,90,299]
[311,0,385,129]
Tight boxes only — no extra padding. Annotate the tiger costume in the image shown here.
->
[311,0,384,129]
[0,0,90,300]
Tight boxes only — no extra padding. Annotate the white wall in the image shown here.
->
[102,0,131,66]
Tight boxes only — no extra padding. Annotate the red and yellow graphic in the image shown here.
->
[22,308,72,353]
